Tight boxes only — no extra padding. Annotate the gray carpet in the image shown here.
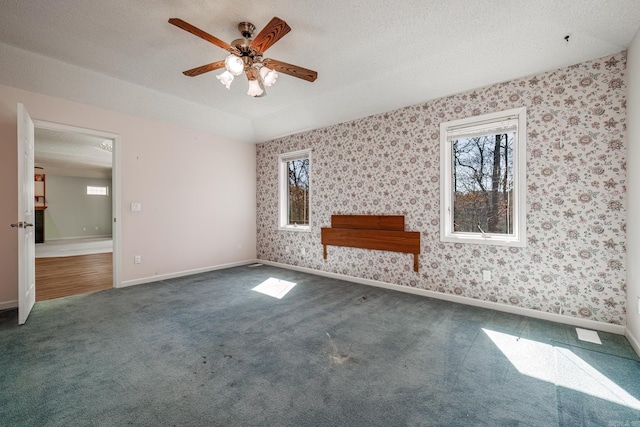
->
[0,264,638,426]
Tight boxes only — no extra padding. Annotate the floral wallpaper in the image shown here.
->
[256,52,628,325]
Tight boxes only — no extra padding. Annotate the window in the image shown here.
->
[87,186,109,196]
[440,107,526,246]
[279,149,311,231]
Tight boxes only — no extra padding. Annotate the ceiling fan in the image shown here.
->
[168,17,317,97]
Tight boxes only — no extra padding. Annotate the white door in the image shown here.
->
[14,103,36,324]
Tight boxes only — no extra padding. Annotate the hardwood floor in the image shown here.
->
[36,253,113,301]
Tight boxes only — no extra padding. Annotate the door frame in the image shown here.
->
[32,120,122,289]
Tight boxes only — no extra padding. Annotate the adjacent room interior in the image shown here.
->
[0,1,639,425]
[33,127,114,301]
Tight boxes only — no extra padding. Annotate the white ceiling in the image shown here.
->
[35,128,112,179]
[1,0,639,143]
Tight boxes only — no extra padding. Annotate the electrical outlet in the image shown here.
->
[237,244,242,252]
[482,270,491,281]
[285,246,290,253]
[131,203,142,212]
[637,296,640,315]
[301,248,306,256]
[134,255,141,264]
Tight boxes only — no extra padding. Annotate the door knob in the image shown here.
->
[10,222,33,228]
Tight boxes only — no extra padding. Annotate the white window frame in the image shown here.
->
[278,149,312,232]
[440,107,527,247]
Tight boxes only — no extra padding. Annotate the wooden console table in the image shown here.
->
[321,215,421,272]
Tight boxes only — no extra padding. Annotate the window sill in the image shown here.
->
[278,225,311,233]
[441,233,525,247]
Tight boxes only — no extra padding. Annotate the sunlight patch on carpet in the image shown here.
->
[576,328,602,344]
[252,277,297,299]
[483,328,640,410]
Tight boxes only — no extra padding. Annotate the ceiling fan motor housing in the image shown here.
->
[231,38,253,55]
[238,22,255,38]
[232,22,258,58]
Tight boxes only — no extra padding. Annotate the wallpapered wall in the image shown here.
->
[256,52,628,325]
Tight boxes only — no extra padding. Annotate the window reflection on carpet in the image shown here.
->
[483,328,640,410]
[252,277,297,299]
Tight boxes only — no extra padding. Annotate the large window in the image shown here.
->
[440,107,526,246]
[279,149,311,231]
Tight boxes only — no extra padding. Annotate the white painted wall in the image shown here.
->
[0,84,256,306]
[44,175,112,240]
[626,29,640,355]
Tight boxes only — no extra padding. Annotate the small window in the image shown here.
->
[278,149,311,231]
[440,107,526,246]
[87,186,109,196]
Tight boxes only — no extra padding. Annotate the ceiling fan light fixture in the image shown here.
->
[247,79,264,97]
[216,70,235,89]
[224,54,245,76]
[259,66,278,87]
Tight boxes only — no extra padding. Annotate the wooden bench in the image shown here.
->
[321,215,421,272]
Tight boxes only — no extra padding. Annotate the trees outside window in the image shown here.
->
[440,107,526,246]
[453,133,513,234]
[279,149,311,231]
[287,158,309,225]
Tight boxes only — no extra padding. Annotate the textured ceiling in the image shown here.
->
[1,0,639,143]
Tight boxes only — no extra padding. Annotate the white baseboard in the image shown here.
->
[0,300,18,310]
[626,328,640,358]
[118,259,257,288]
[46,235,112,241]
[259,260,626,335]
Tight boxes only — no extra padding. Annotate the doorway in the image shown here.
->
[32,121,120,300]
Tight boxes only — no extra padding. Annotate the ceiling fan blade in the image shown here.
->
[263,58,317,82]
[169,18,240,54]
[250,17,291,54]
[182,60,226,77]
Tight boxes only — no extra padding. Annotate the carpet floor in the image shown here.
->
[1,264,638,426]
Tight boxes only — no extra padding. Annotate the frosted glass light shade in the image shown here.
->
[225,55,244,76]
[247,79,264,97]
[216,70,234,89]
[259,67,278,87]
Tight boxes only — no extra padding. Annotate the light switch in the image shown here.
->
[131,202,142,212]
